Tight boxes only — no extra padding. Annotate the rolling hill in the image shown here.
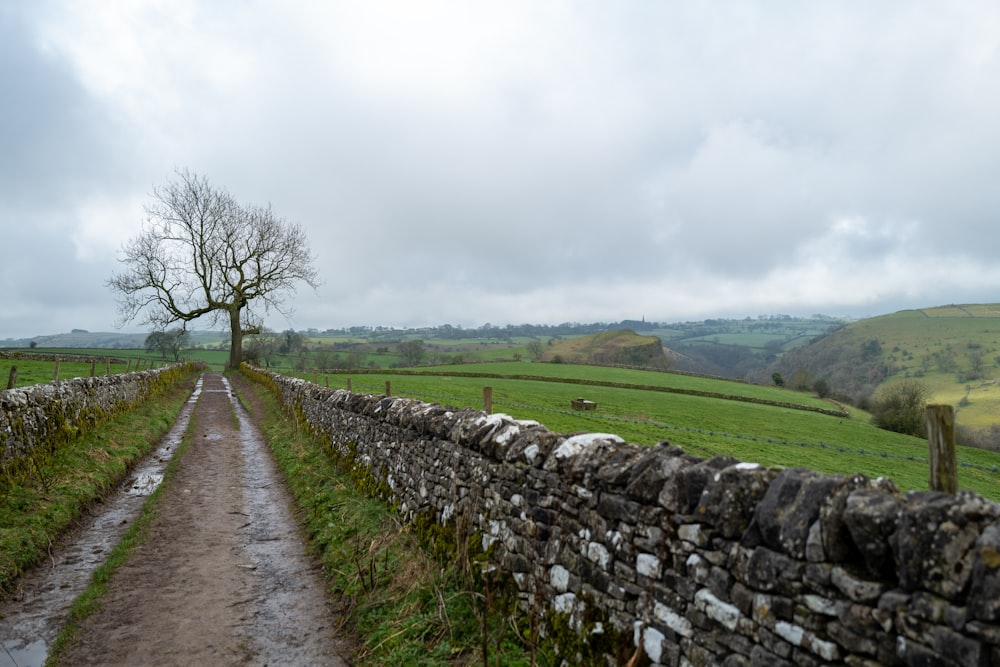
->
[759,304,1000,442]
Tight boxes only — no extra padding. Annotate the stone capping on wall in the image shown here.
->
[257,369,1000,667]
[0,364,190,465]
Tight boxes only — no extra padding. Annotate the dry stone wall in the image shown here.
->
[0,365,192,465]
[258,370,1000,666]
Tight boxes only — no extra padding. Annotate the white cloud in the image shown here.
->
[3,1,1000,337]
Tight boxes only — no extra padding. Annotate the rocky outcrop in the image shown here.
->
[253,368,1000,666]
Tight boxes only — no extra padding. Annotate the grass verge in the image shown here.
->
[231,371,544,666]
[0,371,200,596]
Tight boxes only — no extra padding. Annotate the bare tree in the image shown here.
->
[145,328,191,361]
[108,169,319,368]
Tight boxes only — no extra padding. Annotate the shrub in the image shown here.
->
[869,380,930,438]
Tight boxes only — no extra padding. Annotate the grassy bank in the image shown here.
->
[232,370,543,666]
[0,369,200,595]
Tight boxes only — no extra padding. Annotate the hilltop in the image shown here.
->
[538,329,672,368]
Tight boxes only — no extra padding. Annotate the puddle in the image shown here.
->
[126,473,164,496]
[223,376,344,664]
[0,376,204,667]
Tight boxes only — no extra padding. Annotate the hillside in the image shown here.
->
[539,329,671,368]
[759,304,1000,439]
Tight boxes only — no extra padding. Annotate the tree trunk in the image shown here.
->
[229,307,243,368]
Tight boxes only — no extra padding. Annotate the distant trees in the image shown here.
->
[145,328,190,361]
[771,372,784,387]
[243,329,280,367]
[108,169,319,368]
[869,379,930,438]
[280,329,305,355]
[398,340,426,366]
[527,340,545,361]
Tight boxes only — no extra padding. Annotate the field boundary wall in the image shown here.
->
[256,369,1000,666]
[0,364,195,465]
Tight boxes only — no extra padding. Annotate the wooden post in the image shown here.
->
[325,375,329,388]
[90,359,96,377]
[347,378,353,392]
[127,359,132,371]
[105,357,111,376]
[6,366,17,389]
[385,380,392,396]
[483,386,493,414]
[926,404,958,494]
[53,359,60,382]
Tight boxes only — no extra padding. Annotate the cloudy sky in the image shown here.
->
[2,1,1000,339]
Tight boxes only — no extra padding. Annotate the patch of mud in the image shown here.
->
[51,372,350,666]
[0,377,204,667]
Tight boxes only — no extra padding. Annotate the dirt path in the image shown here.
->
[54,372,351,666]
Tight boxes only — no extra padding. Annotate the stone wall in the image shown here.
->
[255,369,1000,666]
[0,364,195,465]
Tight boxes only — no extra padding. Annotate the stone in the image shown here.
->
[896,491,996,600]
[697,463,777,539]
[968,521,1000,622]
[842,485,903,578]
[754,468,844,559]
[831,566,886,603]
[659,455,737,514]
[746,547,803,594]
[625,445,690,503]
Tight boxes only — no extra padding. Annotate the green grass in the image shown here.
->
[0,357,133,388]
[304,363,1000,502]
[0,369,200,595]
[233,370,541,665]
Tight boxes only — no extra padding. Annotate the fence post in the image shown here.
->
[6,366,17,389]
[53,358,60,382]
[90,359,96,377]
[105,357,111,376]
[385,381,392,396]
[483,386,493,414]
[127,359,132,371]
[347,378,353,392]
[926,404,958,493]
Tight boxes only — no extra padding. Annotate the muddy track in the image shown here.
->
[1,372,351,666]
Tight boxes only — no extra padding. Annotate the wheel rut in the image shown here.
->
[2,372,350,666]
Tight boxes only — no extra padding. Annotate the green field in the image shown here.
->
[7,349,998,502]
[0,356,135,388]
[302,362,1000,501]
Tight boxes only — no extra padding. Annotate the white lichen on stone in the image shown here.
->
[554,592,577,615]
[642,627,665,664]
[554,433,624,459]
[550,564,570,592]
[636,553,661,578]
[586,541,611,568]
[695,588,742,631]
[653,601,693,638]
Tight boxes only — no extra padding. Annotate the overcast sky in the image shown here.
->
[2,2,1000,339]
